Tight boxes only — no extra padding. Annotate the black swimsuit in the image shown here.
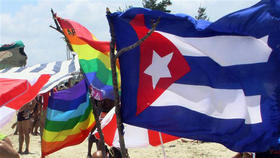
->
[17,110,30,121]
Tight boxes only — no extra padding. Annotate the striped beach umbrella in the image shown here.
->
[95,107,179,148]
[0,57,80,128]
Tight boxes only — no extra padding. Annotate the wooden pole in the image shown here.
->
[50,9,73,52]
[106,7,159,158]
[106,8,128,158]
[115,18,160,58]
[50,9,107,158]
[89,97,108,158]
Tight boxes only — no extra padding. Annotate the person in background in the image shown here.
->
[87,99,115,158]
[255,150,280,158]
[64,81,70,88]
[0,134,20,158]
[31,96,42,136]
[17,100,35,154]
[232,152,252,158]
[39,90,52,139]
[58,85,65,91]
[11,122,18,135]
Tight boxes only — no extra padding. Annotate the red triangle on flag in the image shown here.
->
[130,14,191,115]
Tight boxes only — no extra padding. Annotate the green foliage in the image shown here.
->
[142,0,172,13]
[195,6,209,21]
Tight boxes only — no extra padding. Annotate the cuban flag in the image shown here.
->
[107,0,280,152]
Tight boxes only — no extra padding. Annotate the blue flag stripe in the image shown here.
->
[47,93,88,112]
[85,72,115,99]
[175,56,280,96]
[47,79,89,112]
[46,100,89,121]
[123,105,278,152]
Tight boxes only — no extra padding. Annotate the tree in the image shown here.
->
[195,6,209,21]
[142,0,172,13]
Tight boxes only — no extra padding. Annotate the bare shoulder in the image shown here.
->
[0,140,20,158]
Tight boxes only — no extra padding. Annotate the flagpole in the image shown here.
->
[106,8,129,158]
[159,132,167,158]
[106,8,160,158]
[50,9,108,158]
[89,97,108,158]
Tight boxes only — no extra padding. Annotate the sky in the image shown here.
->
[0,0,259,66]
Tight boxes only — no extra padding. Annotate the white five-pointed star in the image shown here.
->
[144,51,174,89]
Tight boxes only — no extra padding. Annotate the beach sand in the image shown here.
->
[1,116,237,158]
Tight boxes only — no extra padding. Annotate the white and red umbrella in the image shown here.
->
[0,73,50,128]
[0,57,80,128]
[95,107,179,148]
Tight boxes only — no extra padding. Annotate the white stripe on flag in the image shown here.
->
[0,106,16,128]
[151,84,261,124]
[159,31,271,66]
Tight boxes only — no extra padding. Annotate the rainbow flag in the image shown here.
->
[57,16,121,100]
[41,79,95,157]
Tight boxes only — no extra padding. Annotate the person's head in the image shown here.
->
[59,85,64,90]
[29,99,37,109]
[64,82,70,88]
[20,100,34,111]
[92,150,103,158]
[110,147,122,158]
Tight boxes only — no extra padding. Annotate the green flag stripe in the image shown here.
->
[79,59,114,86]
[44,104,92,132]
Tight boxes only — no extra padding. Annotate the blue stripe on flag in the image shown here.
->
[47,79,89,111]
[123,105,279,152]
[85,72,114,99]
[175,56,280,96]
[46,99,89,121]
